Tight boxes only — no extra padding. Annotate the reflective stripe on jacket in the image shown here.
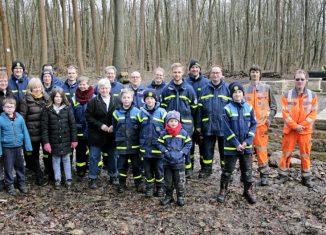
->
[223,100,256,155]
[139,103,167,158]
[113,105,141,154]
[197,80,231,136]
[160,80,197,135]
[8,74,29,100]
[281,88,318,134]
[244,83,277,126]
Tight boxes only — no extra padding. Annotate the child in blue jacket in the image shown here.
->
[217,82,257,204]
[113,88,143,193]
[139,89,167,197]
[0,98,32,196]
[157,110,192,206]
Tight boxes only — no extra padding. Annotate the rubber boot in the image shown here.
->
[118,178,127,193]
[302,176,314,189]
[216,181,228,203]
[156,187,165,197]
[88,179,97,189]
[135,179,145,193]
[243,182,256,204]
[176,189,185,207]
[276,174,288,185]
[160,189,174,205]
[260,173,269,186]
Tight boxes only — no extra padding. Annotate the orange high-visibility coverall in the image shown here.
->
[244,83,277,173]
[280,88,318,177]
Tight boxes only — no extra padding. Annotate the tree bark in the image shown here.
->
[38,0,48,66]
[60,0,68,64]
[0,0,12,75]
[72,0,84,74]
[90,0,100,75]
[112,0,125,74]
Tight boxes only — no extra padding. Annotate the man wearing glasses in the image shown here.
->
[278,69,318,189]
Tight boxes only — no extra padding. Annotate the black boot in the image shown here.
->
[156,187,165,197]
[118,179,127,193]
[216,181,228,203]
[198,168,212,179]
[260,173,269,186]
[135,179,145,193]
[145,187,154,198]
[176,190,185,207]
[160,190,174,205]
[88,179,97,189]
[243,182,256,204]
[0,180,4,192]
[276,174,288,185]
[302,176,314,189]
[110,176,119,186]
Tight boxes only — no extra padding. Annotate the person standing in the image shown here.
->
[147,67,166,99]
[161,63,197,177]
[217,82,257,204]
[8,60,29,101]
[196,65,231,178]
[0,98,32,196]
[63,65,79,102]
[185,59,209,173]
[20,78,49,186]
[278,69,318,188]
[128,71,146,108]
[86,79,119,189]
[243,65,277,186]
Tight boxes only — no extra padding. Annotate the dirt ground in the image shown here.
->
[0,149,325,234]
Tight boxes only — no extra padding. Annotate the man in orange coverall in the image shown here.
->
[278,69,318,188]
[244,65,277,186]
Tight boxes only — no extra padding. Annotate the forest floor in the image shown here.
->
[0,150,325,234]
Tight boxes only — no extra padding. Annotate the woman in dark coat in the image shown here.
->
[85,78,119,189]
[20,77,49,186]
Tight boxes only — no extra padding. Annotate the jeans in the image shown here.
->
[52,154,72,182]
[3,147,25,186]
[88,145,117,179]
[0,157,4,181]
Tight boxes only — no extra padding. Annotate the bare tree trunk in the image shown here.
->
[14,0,22,59]
[319,0,326,65]
[60,0,68,64]
[243,0,250,70]
[139,0,145,70]
[90,0,100,75]
[190,0,197,58]
[38,0,47,66]
[274,0,280,72]
[0,0,12,75]
[72,0,84,74]
[302,0,309,69]
[112,0,125,73]
[154,0,161,67]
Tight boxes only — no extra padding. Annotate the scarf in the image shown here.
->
[165,122,182,137]
[7,112,17,121]
[76,86,94,104]
[31,91,44,99]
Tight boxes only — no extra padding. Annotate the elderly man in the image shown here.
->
[278,69,318,189]
[129,71,146,108]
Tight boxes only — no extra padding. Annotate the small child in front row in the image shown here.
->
[157,111,192,206]
[42,88,77,190]
[113,88,143,193]
[217,82,257,204]
[0,98,32,196]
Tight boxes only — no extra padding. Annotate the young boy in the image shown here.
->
[139,89,167,197]
[113,88,143,193]
[0,98,32,196]
[157,111,192,206]
[217,82,257,204]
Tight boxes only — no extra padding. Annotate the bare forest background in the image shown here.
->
[0,0,326,77]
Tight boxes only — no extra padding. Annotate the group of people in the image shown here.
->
[0,59,318,207]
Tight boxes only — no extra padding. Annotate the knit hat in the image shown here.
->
[229,82,244,95]
[11,60,25,72]
[143,89,157,101]
[189,59,201,71]
[166,110,181,122]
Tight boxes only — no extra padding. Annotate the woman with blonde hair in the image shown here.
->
[20,77,49,186]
